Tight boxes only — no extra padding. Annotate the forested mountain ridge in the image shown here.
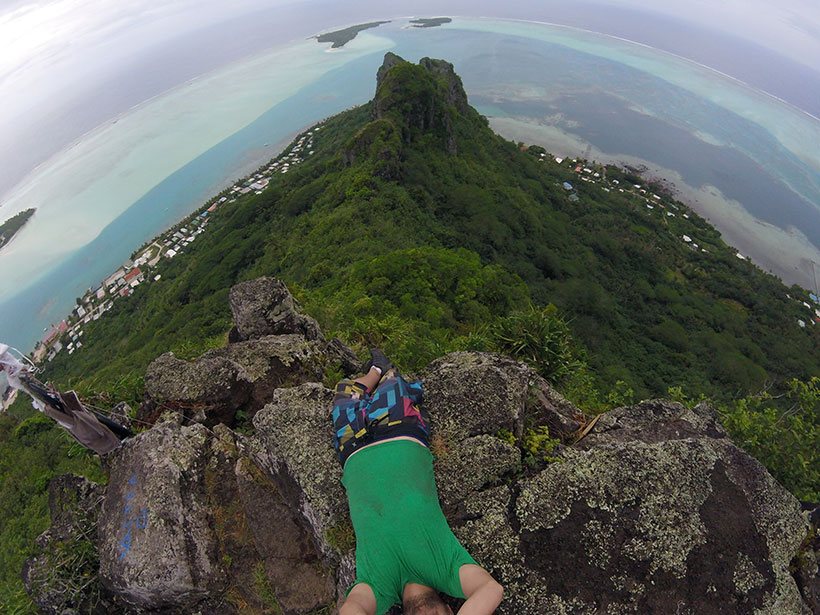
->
[2,51,818,613]
[44,52,817,403]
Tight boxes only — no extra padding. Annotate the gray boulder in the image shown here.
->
[794,505,819,614]
[575,398,728,447]
[97,420,221,609]
[452,399,812,614]
[142,333,349,426]
[208,333,327,417]
[421,351,583,443]
[250,383,354,589]
[97,418,335,612]
[228,276,362,374]
[434,434,521,514]
[229,277,323,342]
[206,424,336,613]
[143,352,251,427]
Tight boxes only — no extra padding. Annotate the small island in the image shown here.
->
[0,208,35,251]
[315,21,390,48]
[409,17,452,28]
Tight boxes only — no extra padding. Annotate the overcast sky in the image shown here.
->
[1,0,818,199]
[594,0,820,64]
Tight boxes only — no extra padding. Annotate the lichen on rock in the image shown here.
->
[421,351,582,444]
[229,276,324,342]
[251,384,348,553]
[434,434,521,513]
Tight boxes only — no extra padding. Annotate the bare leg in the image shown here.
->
[353,367,382,393]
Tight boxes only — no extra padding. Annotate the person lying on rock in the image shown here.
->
[333,349,504,615]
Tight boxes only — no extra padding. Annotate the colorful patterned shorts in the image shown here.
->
[331,371,429,465]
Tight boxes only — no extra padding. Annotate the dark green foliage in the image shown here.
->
[37,56,817,442]
[720,377,819,502]
[315,21,390,48]
[0,208,35,250]
[13,414,55,444]
[408,18,452,28]
[487,305,582,384]
[343,119,403,180]
[0,404,104,612]
[302,245,530,371]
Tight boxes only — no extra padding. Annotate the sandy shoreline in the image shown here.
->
[489,116,820,292]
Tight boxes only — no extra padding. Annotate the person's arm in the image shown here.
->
[457,564,504,615]
[340,583,377,615]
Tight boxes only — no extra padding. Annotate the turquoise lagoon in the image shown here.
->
[1,18,819,352]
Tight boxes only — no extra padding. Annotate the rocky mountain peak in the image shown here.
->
[371,53,472,154]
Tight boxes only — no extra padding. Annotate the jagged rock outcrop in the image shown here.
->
[209,334,326,416]
[141,278,360,426]
[229,277,323,342]
[434,434,521,514]
[375,51,404,90]
[514,445,804,613]
[421,351,583,442]
[142,353,252,427]
[418,57,469,114]
[373,53,472,154]
[25,277,818,614]
[250,383,357,592]
[795,506,820,613]
[97,419,222,609]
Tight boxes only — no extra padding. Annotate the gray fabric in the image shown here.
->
[41,391,122,455]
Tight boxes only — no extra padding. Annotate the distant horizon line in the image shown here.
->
[1,13,818,210]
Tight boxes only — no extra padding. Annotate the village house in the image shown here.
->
[103,268,125,288]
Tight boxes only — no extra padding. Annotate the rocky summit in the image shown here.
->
[23,275,818,614]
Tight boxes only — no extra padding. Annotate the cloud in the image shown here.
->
[0,0,295,94]
[0,1,296,140]
[592,0,820,67]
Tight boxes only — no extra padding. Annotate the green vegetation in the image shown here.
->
[0,401,105,614]
[252,562,283,614]
[409,18,452,28]
[2,54,818,604]
[315,21,390,48]
[324,522,356,552]
[521,426,562,466]
[0,208,35,251]
[21,510,101,614]
[722,378,817,501]
[481,304,582,384]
